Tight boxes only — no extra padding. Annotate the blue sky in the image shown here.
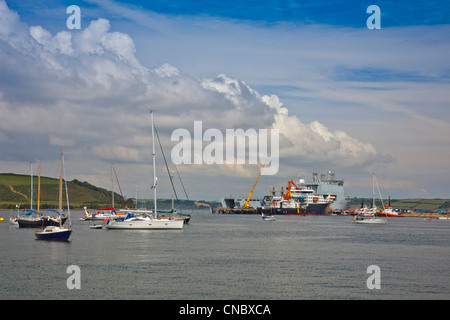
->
[120,0,448,26]
[6,0,449,28]
[1,0,450,200]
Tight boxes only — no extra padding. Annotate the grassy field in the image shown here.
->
[347,197,450,211]
[0,173,123,209]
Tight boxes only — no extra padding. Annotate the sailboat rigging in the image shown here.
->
[105,110,184,230]
[80,164,128,222]
[154,123,191,223]
[17,160,68,228]
[35,152,73,241]
[353,173,388,225]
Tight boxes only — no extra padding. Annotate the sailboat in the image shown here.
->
[35,153,72,241]
[10,164,33,226]
[105,111,183,230]
[80,165,128,222]
[354,173,387,225]
[80,206,124,221]
[17,161,68,228]
[154,124,191,224]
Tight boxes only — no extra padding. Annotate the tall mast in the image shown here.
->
[372,173,375,209]
[30,162,33,210]
[62,153,72,227]
[37,160,41,217]
[59,152,63,227]
[171,169,174,211]
[151,110,157,218]
[111,164,114,208]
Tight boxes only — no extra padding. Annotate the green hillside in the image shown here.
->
[347,197,450,211]
[0,173,123,209]
[0,173,217,210]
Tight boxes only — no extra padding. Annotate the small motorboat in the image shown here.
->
[262,213,276,221]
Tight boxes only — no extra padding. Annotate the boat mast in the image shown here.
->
[113,166,127,208]
[30,162,33,210]
[171,169,174,211]
[373,173,385,210]
[372,173,375,209]
[62,153,72,227]
[111,164,114,208]
[151,110,157,218]
[59,152,63,228]
[37,160,41,217]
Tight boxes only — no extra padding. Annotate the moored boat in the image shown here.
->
[259,179,333,215]
[262,213,276,221]
[35,226,72,241]
[9,216,18,225]
[105,111,184,230]
[106,212,184,229]
[379,198,403,217]
[35,153,73,241]
[353,215,387,225]
[353,173,388,225]
[18,215,67,228]
[80,206,124,221]
[379,206,403,217]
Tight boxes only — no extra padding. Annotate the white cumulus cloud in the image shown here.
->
[0,0,384,199]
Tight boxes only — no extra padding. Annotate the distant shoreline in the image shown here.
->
[0,200,218,211]
[1,173,449,215]
[382,212,447,219]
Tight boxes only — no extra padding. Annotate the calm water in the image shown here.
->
[0,209,449,300]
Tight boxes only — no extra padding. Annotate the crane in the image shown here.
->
[242,161,267,208]
[283,180,300,200]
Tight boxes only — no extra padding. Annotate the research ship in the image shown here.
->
[258,179,334,215]
[303,172,349,212]
[216,171,348,215]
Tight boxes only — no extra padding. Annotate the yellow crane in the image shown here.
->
[242,161,267,208]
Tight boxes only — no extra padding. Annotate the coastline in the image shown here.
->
[400,212,448,219]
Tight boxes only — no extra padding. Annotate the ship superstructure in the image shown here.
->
[259,180,333,215]
[304,172,349,211]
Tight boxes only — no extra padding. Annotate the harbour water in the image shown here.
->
[0,209,449,300]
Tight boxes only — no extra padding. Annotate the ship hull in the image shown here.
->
[105,218,184,230]
[18,216,68,228]
[258,203,331,215]
[35,228,72,241]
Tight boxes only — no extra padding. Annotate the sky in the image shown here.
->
[1,0,449,202]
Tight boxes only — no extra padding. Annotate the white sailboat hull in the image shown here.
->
[105,218,184,230]
[80,214,123,221]
[354,216,387,225]
[106,112,186,231]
